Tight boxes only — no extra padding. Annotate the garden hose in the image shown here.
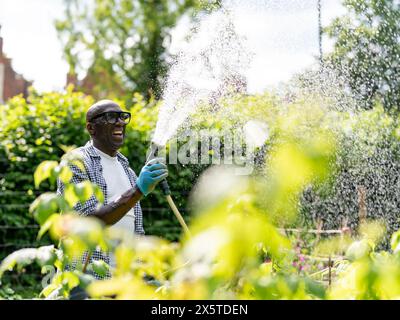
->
[146,142,191,237]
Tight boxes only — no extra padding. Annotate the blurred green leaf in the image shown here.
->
[37,214,59,240]
[0,246,58,278]
[75,181,94,203]
[88,260,109,278]
[346,240,372,262]
[34,161,58,189]
[59,166,73,184]
[391,230,400,254]
[64,184,79,208]
[0,248,37,278]
[35,245,58,267]
[29,193,60,225]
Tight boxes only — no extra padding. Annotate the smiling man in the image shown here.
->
[57,99,168,279]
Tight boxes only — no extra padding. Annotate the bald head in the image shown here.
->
[86,100,122,123]
[85,100,128,156]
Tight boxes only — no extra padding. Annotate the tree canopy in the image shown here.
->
[56,0,221,101]
[325,0,400,112]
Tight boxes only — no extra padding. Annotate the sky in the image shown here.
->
[0,0,346,93]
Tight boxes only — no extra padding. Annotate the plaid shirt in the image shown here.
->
[57,140,144,279]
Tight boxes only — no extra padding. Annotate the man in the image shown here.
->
[57,99,167,279]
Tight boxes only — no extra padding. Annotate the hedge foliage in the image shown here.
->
[189,93,400,246]
[1,86,400,263]
[3,90,400,299]
[0,88,91,259]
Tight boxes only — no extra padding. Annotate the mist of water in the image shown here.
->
[149,0,400,247]
[152,6,252,146]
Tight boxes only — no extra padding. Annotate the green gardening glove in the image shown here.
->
[136,158,168,196]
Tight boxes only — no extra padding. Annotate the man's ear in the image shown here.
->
[86,122,96,136]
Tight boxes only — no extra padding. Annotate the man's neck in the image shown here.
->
[92,140,118,157]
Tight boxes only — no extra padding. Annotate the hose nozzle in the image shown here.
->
[146,142,170,196]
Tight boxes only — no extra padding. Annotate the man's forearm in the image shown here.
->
[92,187,143,225]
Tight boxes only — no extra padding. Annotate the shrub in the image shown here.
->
[0,87,93,261]
[0,98,339,299]
[2,85,400,299]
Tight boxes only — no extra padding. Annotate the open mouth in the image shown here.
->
[112,129,124,137]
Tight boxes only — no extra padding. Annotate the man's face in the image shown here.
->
[88,104,128,151]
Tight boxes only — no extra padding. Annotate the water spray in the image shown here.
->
[146,142,191,237]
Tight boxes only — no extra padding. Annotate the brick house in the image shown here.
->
[0,26,31,104]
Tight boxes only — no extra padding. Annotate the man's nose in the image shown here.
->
[115,117,126,126]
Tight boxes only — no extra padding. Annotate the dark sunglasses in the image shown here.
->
[90,111,131,124]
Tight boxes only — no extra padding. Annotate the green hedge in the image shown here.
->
[0,88,91,259]
[300,105,400,247]
[1,87,400,261]
[187,94,400,247]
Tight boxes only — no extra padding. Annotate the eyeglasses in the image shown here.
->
[90,111,131,124]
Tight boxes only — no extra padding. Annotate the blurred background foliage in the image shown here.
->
[2,87,400,299]
[325,0,400,111]
[1,0,400,300]
[2,91,339,299]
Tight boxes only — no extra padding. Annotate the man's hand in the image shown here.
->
[136,157,168,196]
[89,157,168,225]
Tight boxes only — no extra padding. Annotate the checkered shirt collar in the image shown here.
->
[85,140,129,164]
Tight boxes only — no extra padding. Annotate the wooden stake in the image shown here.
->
[357,185,367,224]
[328,255,332,288]
[341,217,351,237]
[316,218,323,243]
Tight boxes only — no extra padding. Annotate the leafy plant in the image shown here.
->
[325,0,400,111]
